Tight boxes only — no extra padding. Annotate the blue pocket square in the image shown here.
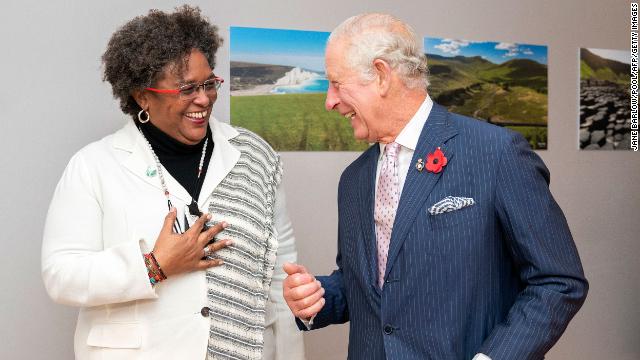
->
[428,196,475,215]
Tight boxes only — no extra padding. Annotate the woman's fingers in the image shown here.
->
[160,207,178,235]
[202,237,232,260]
[196,258,225,270]
[164,213,234,274]
[197,221,228,247]
[185,213,211,236]
[207,239,233,253]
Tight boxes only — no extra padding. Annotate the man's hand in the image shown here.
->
[283,262,325,320]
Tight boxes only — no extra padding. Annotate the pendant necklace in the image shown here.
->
[138,127,208,233]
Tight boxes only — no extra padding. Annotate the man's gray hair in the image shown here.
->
[328,13,429,90]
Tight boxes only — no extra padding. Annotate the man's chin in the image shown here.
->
[352,130,369,142]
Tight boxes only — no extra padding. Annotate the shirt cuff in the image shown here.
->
[472,353,491,360]
[299,315,316,330]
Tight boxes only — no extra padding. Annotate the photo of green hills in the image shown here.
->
[579,48,631,150]
[425,38,548,149]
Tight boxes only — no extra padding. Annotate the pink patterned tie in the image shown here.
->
[375,142,401,288]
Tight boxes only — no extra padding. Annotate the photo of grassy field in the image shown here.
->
[424,38,549,149]
[579,48,631,150]
[231,93,368,151]
[230,27,368,151]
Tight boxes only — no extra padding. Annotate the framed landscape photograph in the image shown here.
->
[230,26,368,151]
[424,37,548,149]
[579,48,631,150]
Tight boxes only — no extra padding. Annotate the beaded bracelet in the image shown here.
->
[143,252,167,285]
[143,254,160,285]
[149,252,166,282]
[149,252,167,279]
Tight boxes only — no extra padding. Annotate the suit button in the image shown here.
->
[383,324,393,335]
[201,307,210,317]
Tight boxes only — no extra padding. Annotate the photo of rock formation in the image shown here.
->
[229,27,368,151]
[424,37,548,149]
[579,48,631,150]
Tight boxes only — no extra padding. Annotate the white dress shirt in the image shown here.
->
[375,95,433,193]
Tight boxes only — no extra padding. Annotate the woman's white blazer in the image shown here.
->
[42,118,304,360]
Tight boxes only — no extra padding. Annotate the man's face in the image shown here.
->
[324,40,382,142]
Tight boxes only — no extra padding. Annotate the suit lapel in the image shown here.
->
[114,122,188,198]
[117,122,192,203]
[384,104,458,280]
[358,145,380,289]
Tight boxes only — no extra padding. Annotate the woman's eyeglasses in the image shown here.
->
[145,75,224,100]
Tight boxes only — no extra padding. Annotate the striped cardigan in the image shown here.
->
[204,128,282,360]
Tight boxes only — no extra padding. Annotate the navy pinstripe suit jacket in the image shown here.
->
[300,104,588,360]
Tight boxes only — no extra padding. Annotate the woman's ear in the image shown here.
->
[373,59,392,96]
[132,89,149,111]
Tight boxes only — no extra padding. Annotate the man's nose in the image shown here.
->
[325,85,339,111]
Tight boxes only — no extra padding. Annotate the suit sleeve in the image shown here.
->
[41,151,157,307]
[478,133,588,359]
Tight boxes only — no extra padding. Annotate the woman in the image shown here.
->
[41,6,304,360]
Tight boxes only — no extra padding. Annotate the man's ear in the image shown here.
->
[132,89,149,111]
[373,59,393,96]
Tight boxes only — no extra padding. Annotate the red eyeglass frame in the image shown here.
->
[144,76,224,94]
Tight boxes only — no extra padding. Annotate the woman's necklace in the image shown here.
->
[138,127,208,233]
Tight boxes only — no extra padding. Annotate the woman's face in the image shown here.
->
[139,49,217,145]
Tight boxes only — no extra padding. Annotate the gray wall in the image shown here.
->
[1,0,637,359]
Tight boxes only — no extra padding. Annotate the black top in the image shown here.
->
[138,121,214,204]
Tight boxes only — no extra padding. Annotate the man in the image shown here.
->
[283,13,588,360]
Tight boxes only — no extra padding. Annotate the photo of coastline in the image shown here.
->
[424,37,549,149]
[579,48,631,150]
[230,27,368,151]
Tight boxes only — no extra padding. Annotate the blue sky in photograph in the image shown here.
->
[231,27,329,72]
[424,37,548,65]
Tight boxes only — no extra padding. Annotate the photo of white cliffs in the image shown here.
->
[231,65,327,96]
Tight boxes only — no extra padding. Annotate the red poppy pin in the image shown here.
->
[425,147,447,173]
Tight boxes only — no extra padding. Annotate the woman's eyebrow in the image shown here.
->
[179,73,216,85]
